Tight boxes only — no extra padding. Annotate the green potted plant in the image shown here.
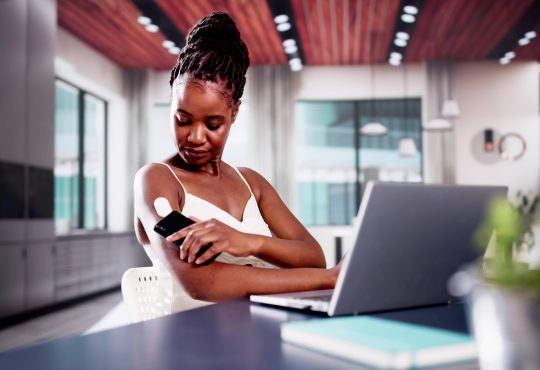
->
[450,192,540,370]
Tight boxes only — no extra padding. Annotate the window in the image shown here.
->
[54,79,107,232]
[295,99,423,226]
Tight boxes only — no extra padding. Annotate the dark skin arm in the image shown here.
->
[134,163,338,302]
[171,167,326,268]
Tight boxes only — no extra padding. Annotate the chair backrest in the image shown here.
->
[121,267,173,323]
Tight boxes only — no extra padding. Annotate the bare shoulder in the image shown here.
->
[236,167,275,199]
[133,163,184,211]
[134,162,171,185]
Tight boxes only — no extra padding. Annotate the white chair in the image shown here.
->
[121,267,173,323]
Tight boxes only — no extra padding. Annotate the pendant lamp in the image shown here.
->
[361,64,388,136]
[399,63,418,156]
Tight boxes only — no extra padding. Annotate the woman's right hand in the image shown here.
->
[327,255,346,287]
[166,218,259,264]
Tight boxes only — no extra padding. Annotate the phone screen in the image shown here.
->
[154,211,194,246]
[153,211,218,264]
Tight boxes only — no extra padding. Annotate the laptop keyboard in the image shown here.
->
[295,293,333,302]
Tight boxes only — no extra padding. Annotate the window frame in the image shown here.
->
[295,98,424,226]
[54,77,108,231]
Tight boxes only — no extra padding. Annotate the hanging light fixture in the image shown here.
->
[424,61,459,130]
[399,138,418,156]
[361,64,388,136]
[399,64,418,156]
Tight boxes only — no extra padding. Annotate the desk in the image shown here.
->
[0,300,477,370]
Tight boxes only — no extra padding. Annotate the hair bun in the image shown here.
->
[187,12,241,46]
[170,11,250,100]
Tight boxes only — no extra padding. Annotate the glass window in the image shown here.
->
[54,80,107,233]
[295,99,423,226]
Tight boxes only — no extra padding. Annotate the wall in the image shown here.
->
[454,62,540,196]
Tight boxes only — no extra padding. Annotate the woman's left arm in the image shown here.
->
[243,168,326,268]
[167,168,326,268]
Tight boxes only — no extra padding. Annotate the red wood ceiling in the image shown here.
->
[406,0,534,62]
[58,0,177,69]
[155,0,287,65]
[57,0,540,70]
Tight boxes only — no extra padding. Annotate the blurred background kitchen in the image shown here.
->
[1,0,539,352]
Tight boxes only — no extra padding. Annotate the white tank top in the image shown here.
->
[143,162,276,313]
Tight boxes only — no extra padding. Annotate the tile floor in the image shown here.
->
[0,290,130,353]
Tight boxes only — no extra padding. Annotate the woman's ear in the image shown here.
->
[231,100,241,123]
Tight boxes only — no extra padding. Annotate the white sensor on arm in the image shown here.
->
[154,197,173,217]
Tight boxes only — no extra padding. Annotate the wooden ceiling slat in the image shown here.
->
[95,1,174,65]
[59,1,140,66]
[242,1,271,64]
[340,0,348,64]
[453,0,496,58]
[363,0,377,63]
[350,0,362,64]
[154,0,194,33]
[373,0,399,63]
[316,0,331,64]
[228,1,269,64]
[61,0,161,68]
[482,0,533,58]
[438,0,475,59]
[257,0,289,65]
[60,0,177,69]
[291,0,314,64]
[308,0,324,64]
[463,0,504,59]
[330,0,341,64]
[405,0,435,61]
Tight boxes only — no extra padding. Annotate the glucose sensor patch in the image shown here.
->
[154,197,173,217]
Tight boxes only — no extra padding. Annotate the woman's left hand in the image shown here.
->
[166,218,258,264]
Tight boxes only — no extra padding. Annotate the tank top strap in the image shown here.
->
[230,166,255,197]
[156,162,188,195]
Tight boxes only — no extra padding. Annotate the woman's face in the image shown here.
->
[170,75,239,166]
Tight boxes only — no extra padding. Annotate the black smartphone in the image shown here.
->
[154,211,218,264]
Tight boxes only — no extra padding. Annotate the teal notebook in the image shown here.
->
[281,317,477,369]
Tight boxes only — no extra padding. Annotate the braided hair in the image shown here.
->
[169,12,250,102]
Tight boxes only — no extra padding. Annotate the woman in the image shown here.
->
[134,12,340,312]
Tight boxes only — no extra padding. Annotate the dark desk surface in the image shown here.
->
[0,300,477,370]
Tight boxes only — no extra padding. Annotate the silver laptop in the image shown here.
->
[250,182,507,316]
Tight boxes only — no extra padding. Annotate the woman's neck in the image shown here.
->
[169,154,223,176]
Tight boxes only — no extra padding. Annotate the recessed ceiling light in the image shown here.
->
[396,31,410,40]
[505,51,516,59]
[390,52,403,60]
[289,57,301,65]
[525,31,537,39]
[403,5,418,15]
[145,24,159,33]
[137,16,151,25]
[499,58,510,65]
[169,46,180,55]
[389,58,401,66]
[285,45,298,54]
[274,14,289,24]
[290,63,303,72]
[394,38,407,47]
[518,38,530,46]
[277,22,291,32]
[162,40,175,49]
[282,39,296,48]
[401,14,415,23]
